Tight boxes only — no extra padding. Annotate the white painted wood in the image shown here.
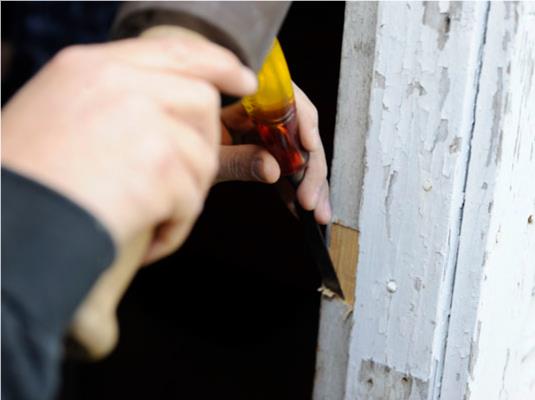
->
[343,2,489,399]
[440,3,535,399]
[314,3,377,400]
[315,2,535,399]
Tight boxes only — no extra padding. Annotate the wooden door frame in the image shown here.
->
[314,3,535,399]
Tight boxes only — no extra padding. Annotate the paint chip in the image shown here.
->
[414,277,423,291]
[449,137,462,153]
[318,286,336,299]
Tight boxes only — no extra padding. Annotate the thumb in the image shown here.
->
[216,145,281,184]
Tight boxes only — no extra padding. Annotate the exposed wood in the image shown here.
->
[440,3,535,399]
[314,2,377,399]
[315,2,535,399]
[344,2,489,398]
[314,299,354,400]
[329,223,359,305]
[329,1,378,230]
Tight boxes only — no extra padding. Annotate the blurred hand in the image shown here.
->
[217,83,331,224]
[1,33,257,264]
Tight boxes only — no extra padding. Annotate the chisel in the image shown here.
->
[242,39,344,299]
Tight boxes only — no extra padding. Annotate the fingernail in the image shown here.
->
[252,158,264,182]
[242,68,258,92]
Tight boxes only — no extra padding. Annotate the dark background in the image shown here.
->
[2,2,345,399]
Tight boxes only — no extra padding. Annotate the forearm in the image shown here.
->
[1,167,115,400]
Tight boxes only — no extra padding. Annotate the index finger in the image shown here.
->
[96,31,257,97]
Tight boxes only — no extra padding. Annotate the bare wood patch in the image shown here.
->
[329,223,359,305]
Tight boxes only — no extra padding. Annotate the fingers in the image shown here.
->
[141,118,217,264]
[143,220,189,265]
[292,83,331,223]
[221,102,255,134]
[144,142,283,263]
[294,84,321,151]
[137,72,222,146]
[296,148,328,210]
[216,144,280,183]
[221,124,233,145]
[217,81,332,224]
[98,35,257,97]
[314,182,332,225]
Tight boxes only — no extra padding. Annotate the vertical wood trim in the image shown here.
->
[329,1,378,229]
[344,2,489,399]
[314,3,378,399]
[316,2,535,399]
[440,3,535,399]
[314,299,354,400]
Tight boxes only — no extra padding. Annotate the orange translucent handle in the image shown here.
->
[242,39,307,176]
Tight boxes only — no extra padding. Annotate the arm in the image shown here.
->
[1,168,115,400]
[1,33,256,399]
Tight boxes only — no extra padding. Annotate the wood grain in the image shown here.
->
[329,223,359,305]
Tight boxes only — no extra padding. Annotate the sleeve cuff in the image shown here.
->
[1,167,116,336]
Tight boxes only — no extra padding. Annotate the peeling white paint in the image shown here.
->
[440,3,535,399]
[316,2,535,399]
[314,3,377,400]
[344,3,489,398]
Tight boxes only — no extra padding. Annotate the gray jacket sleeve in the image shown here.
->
[111,1,291,72]
[1,167,115,400]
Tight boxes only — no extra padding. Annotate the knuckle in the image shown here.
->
[154,138,180,176]
[194,144,218,186]
[141,134,179,185]
[204,150,219,179]
[51,45,87,69]
[226,156,244,180]
[213,48,242,75]
[97,59,124,85]
[123,92,153,115]
[155,37,181,54]
[54,45,124,89]
[194,81,220,109]
[181,181,205,219]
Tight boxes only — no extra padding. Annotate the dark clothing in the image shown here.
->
[1,2,119,104]
[1,168,115,400]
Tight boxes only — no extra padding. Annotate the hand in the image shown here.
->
[1,33,257,264]
[217,83,332,224]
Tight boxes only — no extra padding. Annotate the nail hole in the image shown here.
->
[444,15,451,33]
[528,215,534,224]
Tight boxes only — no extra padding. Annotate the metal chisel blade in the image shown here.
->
[293,201,344,299]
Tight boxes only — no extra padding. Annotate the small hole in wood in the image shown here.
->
[366,378,374,388]
[401,377,409,384]
[445,15,451,33]
[528,215,534,224]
